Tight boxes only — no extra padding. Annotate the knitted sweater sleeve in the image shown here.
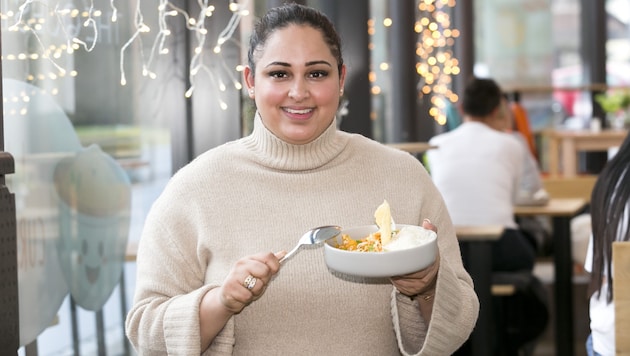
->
[125,182,236,355]
[390,171,479,356]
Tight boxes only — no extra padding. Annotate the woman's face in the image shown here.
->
[245,24,346,145]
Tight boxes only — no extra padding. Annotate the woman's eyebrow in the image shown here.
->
[305,60,332,67]
[264,60,332,68]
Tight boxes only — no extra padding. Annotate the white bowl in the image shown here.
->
[324,224,438,277]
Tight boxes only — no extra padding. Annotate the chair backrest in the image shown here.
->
[613,241,630,354]
[542,175,598,202]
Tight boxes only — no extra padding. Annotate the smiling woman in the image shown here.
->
[243,17,346,145]
[125,3,478,356]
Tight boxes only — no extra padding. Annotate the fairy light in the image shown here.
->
[179,0,249,99]
[72,0,98,52]
[415,0,458,125]
[5,0,251,108]
[9,0,67,75]
[110,0,118,22]
[368,0,458,127]
[119,0,150,86]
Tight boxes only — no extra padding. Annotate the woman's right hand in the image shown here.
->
[200,251,285,350]
[218,251,285,313]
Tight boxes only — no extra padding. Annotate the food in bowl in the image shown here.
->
[324,225,438,277]
[334,200,434,252]
[335,225,435,252]
[373,199,393,245]
[324,201,438,277]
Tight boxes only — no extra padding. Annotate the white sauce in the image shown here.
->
[383,226,434,251]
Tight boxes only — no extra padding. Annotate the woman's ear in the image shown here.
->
[339,64,347,93]
[244,66,255,98]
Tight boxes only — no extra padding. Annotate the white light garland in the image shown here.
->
[4,0,249,105]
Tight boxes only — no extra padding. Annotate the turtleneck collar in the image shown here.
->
[240,112,348,171]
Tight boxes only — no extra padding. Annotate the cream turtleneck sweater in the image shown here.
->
[126,114,478,355]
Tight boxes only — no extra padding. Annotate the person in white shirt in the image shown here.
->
[426,77,550,355]
[585,132,630,356]
[426,77,538,272]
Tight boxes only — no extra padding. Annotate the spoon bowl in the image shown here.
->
[279,225,342,263]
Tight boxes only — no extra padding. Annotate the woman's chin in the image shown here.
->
[280,122,330,144]
[281,129,319,144]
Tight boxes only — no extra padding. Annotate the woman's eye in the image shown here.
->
[269,71,287,79]
[310,70,329,78]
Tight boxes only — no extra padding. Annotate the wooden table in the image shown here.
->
[514,198,588,356]
[455,225,504,356]
[544,129,627,177]
[385,142,437,154]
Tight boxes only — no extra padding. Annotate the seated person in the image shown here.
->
[499,95,549,206]
[426,77,540,271]
[427,77,548,355]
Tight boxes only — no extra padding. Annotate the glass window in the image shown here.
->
[2,1,173,353]
[474,0,560,131]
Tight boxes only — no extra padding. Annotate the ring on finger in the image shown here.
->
[243,275,257,290]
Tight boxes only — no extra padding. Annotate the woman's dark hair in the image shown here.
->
[247,3,343,76]
[462,77,502,117]
[589,132,630,302]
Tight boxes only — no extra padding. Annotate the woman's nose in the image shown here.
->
[288,80,309,101]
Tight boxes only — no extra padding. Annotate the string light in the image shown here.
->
[416,0,459,125]
[9,0,67,75]
[119,0,149,86]
[110,0,118,22]
[4,0,250,107]
[368,0,459,126]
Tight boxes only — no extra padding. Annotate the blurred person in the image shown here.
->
[509,92,538,160]
[499,94,552,255]
[426,77,548,355]
[498,95,549,208]
[125,4,478,355]
[585,132,630,356]
[426,78,545,271]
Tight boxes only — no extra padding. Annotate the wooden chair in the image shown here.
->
[613,241,630,354]
[542,174,598,202]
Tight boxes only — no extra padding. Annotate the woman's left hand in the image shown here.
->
[390,219,440,298]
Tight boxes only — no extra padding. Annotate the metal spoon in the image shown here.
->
[279,225,342,263]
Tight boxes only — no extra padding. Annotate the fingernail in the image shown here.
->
[423,218,432,225]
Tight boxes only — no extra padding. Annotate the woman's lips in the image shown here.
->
[283,107,314,119]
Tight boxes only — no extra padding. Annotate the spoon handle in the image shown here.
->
[279,245,301,264]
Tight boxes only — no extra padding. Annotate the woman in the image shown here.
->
[125,4,478,355]
[586,132,630,356]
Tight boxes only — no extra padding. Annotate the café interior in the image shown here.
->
[1,0,629,355]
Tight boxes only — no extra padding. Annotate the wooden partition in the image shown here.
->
[543,129,627,177]
[613,241,630,354]
[542,174,598,202]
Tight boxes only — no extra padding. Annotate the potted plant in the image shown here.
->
[595,89,630,129]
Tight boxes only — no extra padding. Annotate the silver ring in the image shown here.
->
[243,275,257,290]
